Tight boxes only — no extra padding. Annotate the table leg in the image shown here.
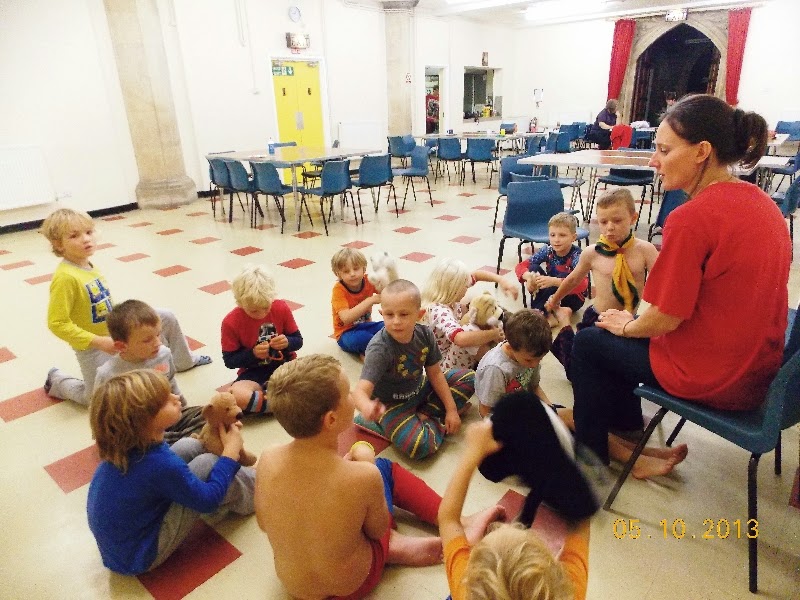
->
[291,167,301,231]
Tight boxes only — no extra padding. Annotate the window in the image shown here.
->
[463,67,502,120]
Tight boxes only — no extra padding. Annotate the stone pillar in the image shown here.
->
[104,0,196,208]
[385,10,413,135]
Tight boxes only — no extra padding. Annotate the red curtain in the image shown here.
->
[726,8,751,106]
[607,19,636,101]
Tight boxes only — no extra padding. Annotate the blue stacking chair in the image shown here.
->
[251,161,301,234]
[388,135,414,167]
[775,120,800,142]
[463,138,497,185]
[299,160,356,235]
[302,139,339,187]
[771,176,800,247]
[436,137,464,184]
[524,135,545,155]
[631,129,653,149]
[224,159,258,225]
[493,155,535,232]
[769,149,800,191]
[604,305,800,594]
[355,153,399,217]
[543,132,558,153]
[588,168,655,226]
[647,189,687,242]
[555,131,572,153]
[206,155,236,220]
[392,146,432,209]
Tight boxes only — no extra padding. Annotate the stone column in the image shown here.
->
[385,10,413,135]
[104,0,196,208]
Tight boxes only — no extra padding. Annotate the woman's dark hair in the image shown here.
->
[663,94,767,169]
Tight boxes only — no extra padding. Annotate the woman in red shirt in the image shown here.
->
[570,94,791,473]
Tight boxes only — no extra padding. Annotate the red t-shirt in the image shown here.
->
[644,182,790,410]
[221,301,299,374]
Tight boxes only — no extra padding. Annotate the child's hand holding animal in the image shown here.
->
[220,421,245,461]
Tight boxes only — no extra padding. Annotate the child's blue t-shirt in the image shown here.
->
[528,244,581,279]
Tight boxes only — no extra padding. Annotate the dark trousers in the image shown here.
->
[570,327,661,463]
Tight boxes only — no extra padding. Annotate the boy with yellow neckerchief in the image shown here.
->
[545,189,658,380]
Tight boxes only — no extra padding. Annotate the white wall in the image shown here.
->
[0,0,138,227]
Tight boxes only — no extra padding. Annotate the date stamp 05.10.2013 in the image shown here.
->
[612,518,759,540]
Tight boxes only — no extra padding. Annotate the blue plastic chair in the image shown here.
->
[631,129,653,149]
[588,168,655,226]
[224,160,258,225]
[775,120,800,142]
[355,154,399,217]
[302,139,339,187]
[771,176,800,246]
[436,137,464,184]
[392,146,432,209]
[543,132,558,153]
[388,135,414,167]
[769,149,800,191]
[496,180,588,276]
[206,155,235,219]
[251,161,301,233]
[524,135,544,155]
[493,155,536,232]
[604,305,800,593]
[299,160,355,235]
[463,138,497,185]
[647,189,687,242]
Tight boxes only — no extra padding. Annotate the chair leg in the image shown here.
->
[425,176,433,206]
[774,430,781,475]
[493,195,503,233]
[604,407,669,510]
[273,195,286,234]
[666,417,686,446]
[352,191,363,225]
[748,453,761,593]
[401,179,411,210]
[496,237,508,282]
[390,183,399,217]
[320,198,329,236]
[228,191,234,223]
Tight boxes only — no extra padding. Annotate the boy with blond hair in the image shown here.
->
[352,279,475,459]
[221,264,303,414]
[518,212,588,327]
[255,354,505,600]
[330,247,383,356]
[41,208,209,405]
[439,421,589,600]
[94,299,204,442]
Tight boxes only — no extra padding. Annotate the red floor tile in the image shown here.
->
[479,265,509,276]
[470,205,493,211]
[157,228,183,236]
[450,236,480,244]
[44,444,101,493]
[279,258,314,269]
[1,260,33,270]
[199,280,232,295]
[337,423,391,457]
[394,226,420,234]
[230,246,262,256]
[342,240,372,249]
[154,265,190,277]
[187,211,208,216]
[458,192,476,197]
[284,300,304,311]
[496,490,568,555]
[0,347,15,363]
[190,236,220,245]
[185,336,205,351]
[137,521,242,600]
[0,388,62,422]
[25,273,52,285]
[390,208,410,215]
[95,242,116,250]
[129,221,153,228]
[431,199,445,205]
[256,223,277,231]
[436,215,460,221]
[117,253,149,262]
[400,252,434,263]
[102,215,125,221]
[294,231,322,239]
[159,206,180,211]
[0,249,9,255]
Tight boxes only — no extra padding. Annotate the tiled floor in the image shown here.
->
[0,170,798,600]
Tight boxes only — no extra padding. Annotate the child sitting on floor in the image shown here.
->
[221,264,303,414]
[439,421,590,600]
[255,354,504,600]
[422,258,517,371]
[41,208,210,406]
[330,248,384,357]
[87,370,254,575]
[94,299,204,442]
[516,212,588,328]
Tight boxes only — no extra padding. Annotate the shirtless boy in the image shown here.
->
[254,354,503,600]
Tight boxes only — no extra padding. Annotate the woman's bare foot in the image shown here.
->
[618,439,689,463]
[386,531,443,566]
[462,505,507,545]
[630,454,678,480]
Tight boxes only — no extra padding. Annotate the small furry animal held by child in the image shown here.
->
[367,251,399,293]
[193,392,257,466]
[460,291,504,331]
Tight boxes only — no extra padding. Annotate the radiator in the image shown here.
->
[0,145,56,211]
[337,122,385,152]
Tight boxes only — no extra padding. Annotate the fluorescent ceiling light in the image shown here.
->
[525,0,606,20]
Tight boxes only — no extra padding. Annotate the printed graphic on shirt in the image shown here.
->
[506,367,536,393]
[390,346,430,400]
[86,278,112,324]
[153,362,169,374]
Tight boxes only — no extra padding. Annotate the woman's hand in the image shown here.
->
[596,309,634,337]
[498,278,519,300]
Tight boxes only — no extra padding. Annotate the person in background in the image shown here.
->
[586,99,618,150]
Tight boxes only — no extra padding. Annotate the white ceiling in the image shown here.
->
[381,0,766,26]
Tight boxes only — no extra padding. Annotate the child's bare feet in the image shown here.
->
[547,313,559,327]
[641,443,688,463]
[462,505,507,545]
[386,531,443,566]
[555,307,572,328]
[631,454,679,480]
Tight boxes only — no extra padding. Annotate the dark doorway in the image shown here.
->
[630,24,720,126]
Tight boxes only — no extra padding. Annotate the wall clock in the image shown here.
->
[288,6,302,22]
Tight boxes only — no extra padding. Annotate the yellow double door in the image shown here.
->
[272,59,324,148]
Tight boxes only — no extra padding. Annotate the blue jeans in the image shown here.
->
[570,327,661,463]
[338,321,384,354]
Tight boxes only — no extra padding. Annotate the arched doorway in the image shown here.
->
[630,24,721,125]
